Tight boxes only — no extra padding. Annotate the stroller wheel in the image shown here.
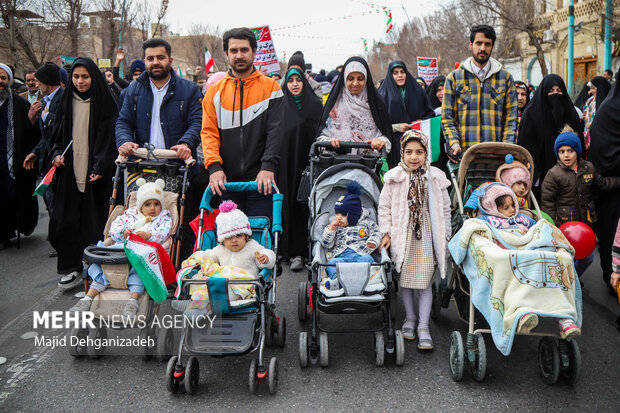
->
[139,327,154,361]
[157,327,173,361]
[268,357,278,394]
[449,331,465,382]
[538,337,560,385]
[265,314,274,347]
[319,332,329,367]
[374,331,385,367]
[276,317,286,348]
[471,333,487,382]
[184,356,199,395]
[87,326,107,359]
[248,359,259,394]
[560,339,581,385]
[431,282,441,320]
[298,282,308,322]
[298,332,309,368]
[67,327,88,358]
[394,330,405,367]
[166,356,181,394]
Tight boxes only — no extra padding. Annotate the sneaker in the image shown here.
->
[290,256,304,272]
[58,271,81,290]
[517,312,539,334]
[558,318,581,339]
[69,298,92,313]
[325,279,339,290]
[122,298,140,321]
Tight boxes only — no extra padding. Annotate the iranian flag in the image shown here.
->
[411,116,442,162]
[124,233,176,303]
[33,166,56,196]
[205,46,215,73]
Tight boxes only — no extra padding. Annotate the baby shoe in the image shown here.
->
[558,318,581,339]
[517,312,539,334]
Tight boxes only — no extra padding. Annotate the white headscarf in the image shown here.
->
[322,61,383,143]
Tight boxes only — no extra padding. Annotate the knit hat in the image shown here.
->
[215,200,252,242]
[495,154,531,192]
[478,182,519,218]
[130,59,146,76]
[334,182,363,226]
[35,62,61,86]
[288,51,305,70]
[135,178,165,213]
[59,67,68,86]
[554,131,583,157]
[0,63,13,83]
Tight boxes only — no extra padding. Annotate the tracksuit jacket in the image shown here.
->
[441,57,518,151]
[201,68,284,180]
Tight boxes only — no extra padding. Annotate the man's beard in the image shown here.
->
[472,52,489,65]
[0,88,10,100]
[148,65,170,80]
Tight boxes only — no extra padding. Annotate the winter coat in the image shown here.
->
[378,165,451,276]
[206,239,276,277]
[115,70,203,153]
[108,207,172,244]
[541,159,620,226]
[321,208,381,257]
[441,57,518,151]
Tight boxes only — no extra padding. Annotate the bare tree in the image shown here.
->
[45,0,84,56]
[150,0,168,38]
[186,24,227,73]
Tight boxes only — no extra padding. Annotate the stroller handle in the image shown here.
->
[83,245,129,265]
[311,140,388,159]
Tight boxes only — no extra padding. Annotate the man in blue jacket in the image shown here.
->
[115,38,202,160]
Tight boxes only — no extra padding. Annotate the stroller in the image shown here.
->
[439,142,582,385]
[68,148,192,360]
[297,141,404,368]
[167,182,284,395]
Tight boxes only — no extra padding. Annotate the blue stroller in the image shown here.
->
[166,182,285,395]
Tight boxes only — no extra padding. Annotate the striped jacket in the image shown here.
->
[441,57,518,150]
[201,69,284,180]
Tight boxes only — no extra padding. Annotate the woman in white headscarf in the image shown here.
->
[316,57,393,155]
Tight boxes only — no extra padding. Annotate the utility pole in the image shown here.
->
[118,0,127,78]
[567,0,574,95]
[604,0,612,71]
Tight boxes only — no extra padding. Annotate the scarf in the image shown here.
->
[285,68,304,110]
[589,67,620,176]
[1,92,14,179]
[399,129,431,239]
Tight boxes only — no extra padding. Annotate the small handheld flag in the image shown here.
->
[33,140,73,196]
[205,46,215,73]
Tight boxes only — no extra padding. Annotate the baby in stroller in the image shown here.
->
[320,182,381,290]
[180,201,276,316]
[69,179,172,319]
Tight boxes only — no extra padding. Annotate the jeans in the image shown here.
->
[574,252,594,278]
[89,265,145,295]
[326,248,374,279]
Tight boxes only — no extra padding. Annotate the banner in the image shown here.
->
[250,26,281,73]
[97,59,111,68]
[60,56,78,67]
[416,57,439,85]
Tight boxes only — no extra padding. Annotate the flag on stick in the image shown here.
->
[205,46,215,73]
[33,140,73,196]
[410,116,442,162]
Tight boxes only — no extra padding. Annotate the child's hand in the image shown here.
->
[329,219,342,231]
[135,231,151,240]
[123,229,131,239]
[611,272,620,289]
[379,234,391,251]
[255,251,269,264]
[367,242,376,250]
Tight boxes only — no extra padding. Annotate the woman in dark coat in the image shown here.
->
[517,74,582,199]
[49,57,118,289]
[589,67,620,292]
[378,60,435,168]
[279,67,323,270]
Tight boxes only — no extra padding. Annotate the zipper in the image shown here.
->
[239,79,245,172]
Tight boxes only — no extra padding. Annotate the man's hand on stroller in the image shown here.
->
[370,138,385,151]
[448,143,462,163]
[379,234,391,251]
[256,170,275,195]
[209,170,227,196]
[171,143,192,160]
[118,142,139,156]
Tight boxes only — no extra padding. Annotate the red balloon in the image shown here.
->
[558,221,597,260]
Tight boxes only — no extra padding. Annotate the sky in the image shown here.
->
[159,0,441,71]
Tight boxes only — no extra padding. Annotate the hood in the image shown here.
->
[495,159,531,192]
[224,67,262,85]
[476,182,519,218]
[460,57,503,81]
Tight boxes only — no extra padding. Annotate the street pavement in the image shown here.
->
[0,206,619,412]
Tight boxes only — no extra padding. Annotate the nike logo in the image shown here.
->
[253,107,260,115]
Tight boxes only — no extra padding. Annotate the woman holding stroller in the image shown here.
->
[49,57,118,290]
[316,57,393,157]
[279,66,323,271]
[378,60,435,168]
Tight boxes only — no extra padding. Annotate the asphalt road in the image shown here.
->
[0,207,618,412]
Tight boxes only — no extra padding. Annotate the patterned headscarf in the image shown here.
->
[399,129,430,239]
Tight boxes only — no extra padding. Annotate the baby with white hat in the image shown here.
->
[69,178,173,319]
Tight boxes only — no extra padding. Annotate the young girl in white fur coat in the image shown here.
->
[378,130,451,350]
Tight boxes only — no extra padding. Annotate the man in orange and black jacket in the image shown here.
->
[201,27,283,219]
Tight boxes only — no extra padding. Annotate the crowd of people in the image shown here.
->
[1,23,620,336]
